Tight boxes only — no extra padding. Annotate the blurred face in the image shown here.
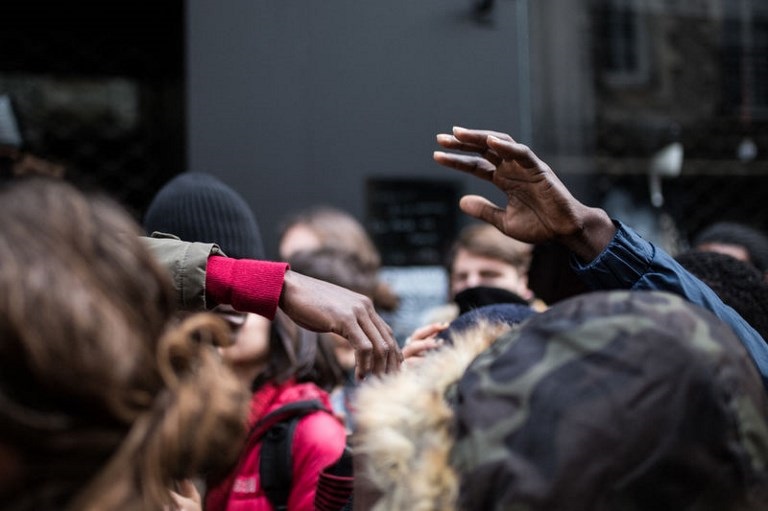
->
[218,313,272,378]
[450,248,530,300]
[279,224,322,260]
[695,242,751,264]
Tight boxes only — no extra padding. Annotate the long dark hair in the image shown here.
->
[251,311,344,393]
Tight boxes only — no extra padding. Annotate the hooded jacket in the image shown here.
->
[354,290,768,511]
[574,221,768,388]
[206,380,346,511]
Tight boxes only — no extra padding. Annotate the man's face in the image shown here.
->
[450,248,530,300]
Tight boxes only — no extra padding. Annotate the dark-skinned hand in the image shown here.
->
[279,269,402,379]
[434,126,615,262]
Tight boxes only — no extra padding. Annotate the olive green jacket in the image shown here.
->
[142,233,223,312]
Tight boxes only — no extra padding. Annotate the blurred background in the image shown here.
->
[1,0,766,263]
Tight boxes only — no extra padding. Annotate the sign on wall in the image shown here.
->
[366,177,462,266]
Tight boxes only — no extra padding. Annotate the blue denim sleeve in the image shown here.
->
[571,220,768,390]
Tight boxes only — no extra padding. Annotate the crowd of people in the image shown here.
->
[2,124,768,511]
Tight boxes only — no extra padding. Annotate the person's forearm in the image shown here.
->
[144,234,291,318]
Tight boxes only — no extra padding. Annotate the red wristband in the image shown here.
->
[206,256,289,319]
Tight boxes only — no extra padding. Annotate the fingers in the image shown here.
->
[387,341,402,374]
[436,128,536,176]
[402,322,448,363]
[362,318,388,377]
[459,195,506,229]
[434,127,521,180]
[436,127,513,147]
[436,130,504,167]
[348,302,401,380]
[407,322,449,342]
[402,336,445,370]
[360,304,400,376]
[433,151,497,181]
[402,337,443,358]
[346,321,374,381]
[281,272,400,378]
[453,126,515,144]
[486,135,541,169]
[378,313,404,369]
[436,133,495,159]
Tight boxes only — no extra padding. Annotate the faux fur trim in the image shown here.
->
[353,323,510,511]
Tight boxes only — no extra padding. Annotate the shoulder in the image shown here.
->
[291,410,347,470]
[294,409,346,446]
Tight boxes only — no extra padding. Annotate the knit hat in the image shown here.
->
[143,172,264,260]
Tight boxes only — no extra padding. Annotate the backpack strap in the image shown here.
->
[258,399,327,511]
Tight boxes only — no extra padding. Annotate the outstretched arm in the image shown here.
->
[207,258,402,378]
[434,126,768,389]
[144,236,401,377]
[433,127,615,261]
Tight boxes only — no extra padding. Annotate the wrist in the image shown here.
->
[206,256,288,319]
[278,269,295,309]
[558,206,616,263]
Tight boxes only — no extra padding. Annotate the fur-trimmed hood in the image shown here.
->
[353,322,508,511]
[352,291,768,511]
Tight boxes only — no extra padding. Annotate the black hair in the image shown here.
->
[693,222,768,274]
[676,249,768,343]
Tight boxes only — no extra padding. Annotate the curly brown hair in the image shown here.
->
[0,178,249,510]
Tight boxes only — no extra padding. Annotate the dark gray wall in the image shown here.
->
[187,0,533,259]
[530,0,596,159]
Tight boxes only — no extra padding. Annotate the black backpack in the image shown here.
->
[257,399,327,511]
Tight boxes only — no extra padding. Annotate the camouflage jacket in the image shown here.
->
[354,291,768,511]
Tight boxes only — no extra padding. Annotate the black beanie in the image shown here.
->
[143,172,265,260]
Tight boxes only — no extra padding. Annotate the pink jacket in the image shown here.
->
[205,380,346,511]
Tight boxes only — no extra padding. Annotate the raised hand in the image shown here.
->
[434,126,615,262]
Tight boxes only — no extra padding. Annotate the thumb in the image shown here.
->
[459,195,506,229]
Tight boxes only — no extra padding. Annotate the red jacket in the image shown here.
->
[206,380,346,511]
